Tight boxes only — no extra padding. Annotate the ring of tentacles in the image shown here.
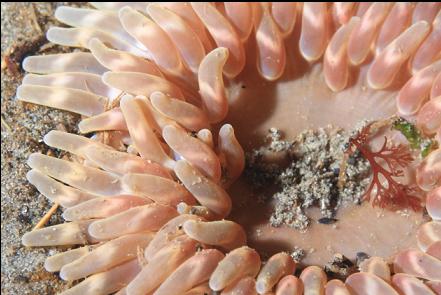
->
[15,3,441,295]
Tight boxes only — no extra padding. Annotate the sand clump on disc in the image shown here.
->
[245,124,372,232]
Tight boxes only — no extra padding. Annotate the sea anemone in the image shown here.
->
[14,2,441,295]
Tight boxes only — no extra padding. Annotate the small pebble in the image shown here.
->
[318,217,338,225]
[356,252,370,266]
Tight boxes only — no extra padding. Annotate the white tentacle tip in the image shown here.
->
[118,5,135,20]
[25,170,35,182]
[219,123,234,136]
[87,37,101,50]
[21,232,33,247]
[42,130,57,146]
[45,27,62,44]
[256,280,269,294]
[59,266,73,281]
[15,85,25,101]
[21,57,33,73]
[53,6,69,19]
[27,153,39,167]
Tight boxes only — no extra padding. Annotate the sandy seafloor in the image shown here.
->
[1,3,87,294]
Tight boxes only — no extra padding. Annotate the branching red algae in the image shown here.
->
[345,122,422,211]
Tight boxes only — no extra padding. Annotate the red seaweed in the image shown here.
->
[347,123,422,211]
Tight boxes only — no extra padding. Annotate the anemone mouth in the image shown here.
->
[13,2,441,295]
[225,52,426,268]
